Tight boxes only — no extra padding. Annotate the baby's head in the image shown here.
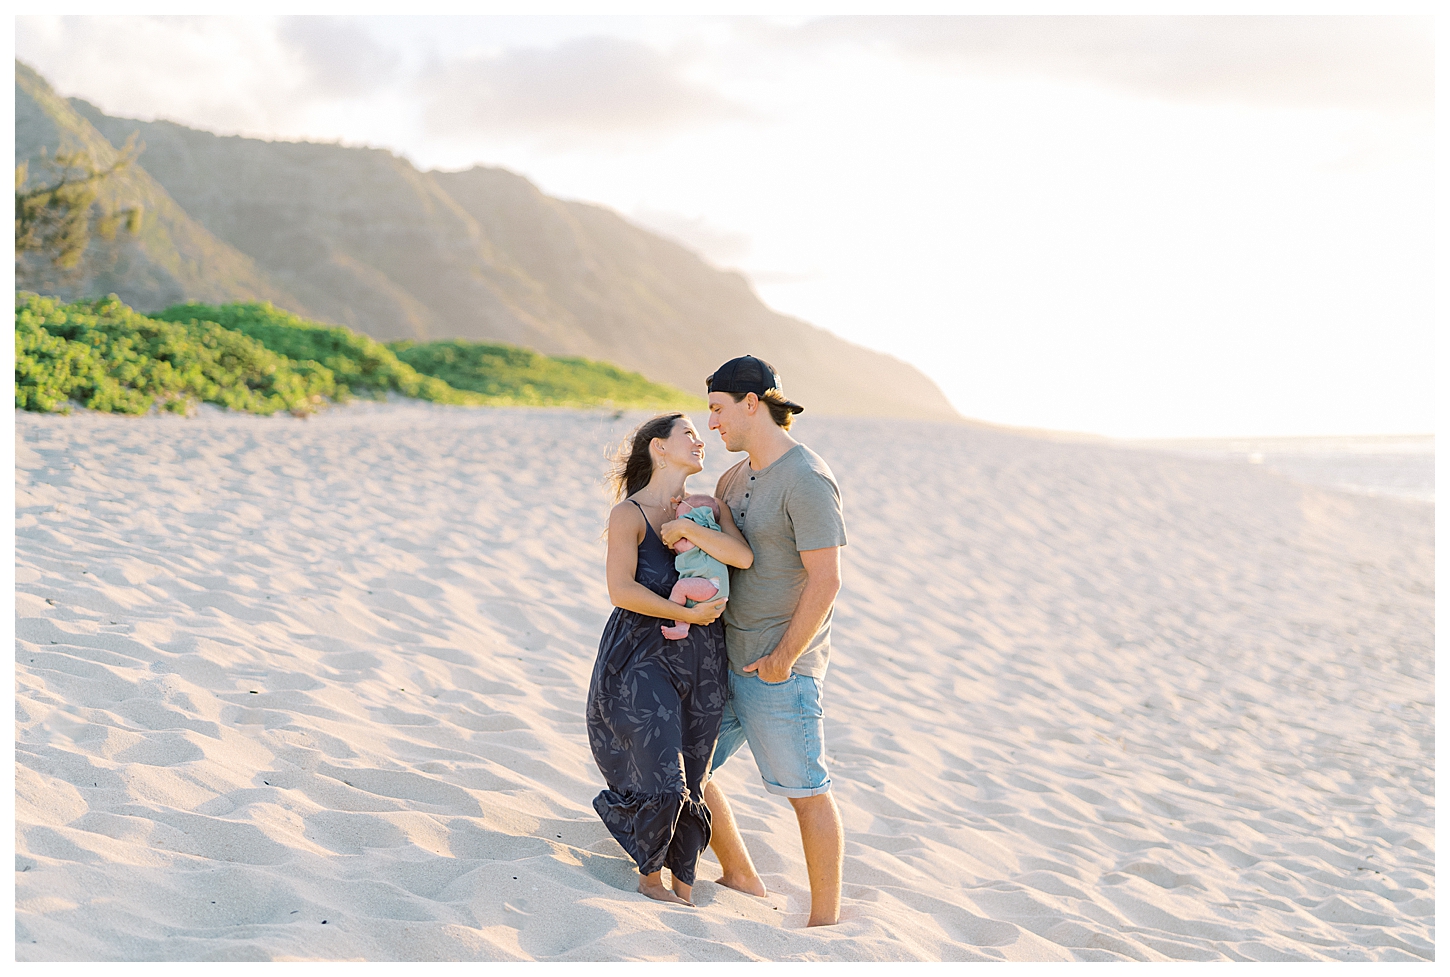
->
[672,494,720,553]
[675,494,720,521]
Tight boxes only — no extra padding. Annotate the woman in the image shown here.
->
[587,412,754,906]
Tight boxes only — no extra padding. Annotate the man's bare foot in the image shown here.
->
[670,877,694,905]
[638,873,691,906]
[715,872,767,897]
[806,915,839,927]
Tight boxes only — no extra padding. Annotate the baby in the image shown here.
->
[661,494,731,640]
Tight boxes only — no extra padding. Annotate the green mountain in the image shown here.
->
[17,59,959,419]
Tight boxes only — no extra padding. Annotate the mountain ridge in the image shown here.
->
[14,61,301,314]
[17,60,958,420]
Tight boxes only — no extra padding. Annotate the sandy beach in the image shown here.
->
[14,402,1434,961]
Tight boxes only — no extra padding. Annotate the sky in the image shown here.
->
[14,13,1435,438]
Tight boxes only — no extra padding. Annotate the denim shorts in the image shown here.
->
[710,671,831,798]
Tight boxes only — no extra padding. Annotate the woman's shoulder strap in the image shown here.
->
[609,497,648,538]
[619,497,657,542]
[614,497,650,527]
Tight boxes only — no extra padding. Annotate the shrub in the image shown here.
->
[152,302,480,405]
[16,294,694,417]
[389,339,695,408]
[15,292,336,415]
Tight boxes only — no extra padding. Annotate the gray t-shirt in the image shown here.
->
[719,443,847,678]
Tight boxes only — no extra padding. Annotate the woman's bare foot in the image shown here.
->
[671,877,694,905]
[638,872,691,906]
[715,871,767,897]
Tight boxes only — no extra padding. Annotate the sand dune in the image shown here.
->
[14,403,1434,961]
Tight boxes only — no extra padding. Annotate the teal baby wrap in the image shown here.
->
[675,506,730,604]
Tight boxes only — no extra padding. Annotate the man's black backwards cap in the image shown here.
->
[706,355,804,414]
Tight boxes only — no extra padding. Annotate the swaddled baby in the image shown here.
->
[661,494,731,640]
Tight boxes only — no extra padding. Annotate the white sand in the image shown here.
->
[14,403,1434,961]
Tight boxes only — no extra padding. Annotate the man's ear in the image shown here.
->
[743,392,759,413]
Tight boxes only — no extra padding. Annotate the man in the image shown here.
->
[701,355,847,928]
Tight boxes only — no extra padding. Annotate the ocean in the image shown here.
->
[1125,434,1435,504]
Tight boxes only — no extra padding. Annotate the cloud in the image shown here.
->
[630,206,753,267]
[742,269,820,287]
[276,16,402,99]
[16,15,305,134]
[628,207,825,287]
[786,16,1433,111]
[418,35,747,142]
[15,15,404,137]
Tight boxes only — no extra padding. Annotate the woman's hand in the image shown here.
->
[681,595,727,625]
[666,507,754,569]
[658,517,692,548]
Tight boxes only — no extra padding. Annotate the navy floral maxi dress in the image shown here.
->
[586,501,729,886]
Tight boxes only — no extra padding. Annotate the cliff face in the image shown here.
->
[20,61,958,419]
[435,168,955,418]
[15,62,297,313]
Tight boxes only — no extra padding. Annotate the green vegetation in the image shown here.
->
[16,294,696,417]
[15,136,143,273]
[152,302,477,404]
[157,302,694,409]
[389,339,696,408]
[15,292,335,415]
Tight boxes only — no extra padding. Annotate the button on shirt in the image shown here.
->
[718,443,847,678]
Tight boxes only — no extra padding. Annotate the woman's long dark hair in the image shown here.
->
[608,412,687,502]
